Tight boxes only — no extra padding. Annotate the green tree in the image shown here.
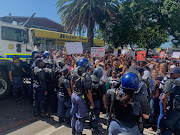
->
[104,0,156,48]
[137,25,168,55]
[155,0,180,47]
[57,0,116,48]
[103,0,178,50]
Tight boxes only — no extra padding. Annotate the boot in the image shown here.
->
[65,117,71,126]
[75,132,86,135]
[40,113,50,119]
[34,110,39,117]
[58,118,65,124]
[91,128,104,135]
[72,127,76,135]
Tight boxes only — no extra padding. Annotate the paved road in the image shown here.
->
[0,96,157,135]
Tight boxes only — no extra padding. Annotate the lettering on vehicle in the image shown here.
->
[60,34,76,39]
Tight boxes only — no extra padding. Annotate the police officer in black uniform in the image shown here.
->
[9,55,26,99]
[57,68,72,124]
[43,59,56,113]
[161,67,180,135]
[106,69,150,135]
[90,67,107,134]
[32,58,48,118]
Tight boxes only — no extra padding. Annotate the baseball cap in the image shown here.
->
[95,59,100,64]
[98,62,105,68]
[167,67,180,74]
[170,65,176,69]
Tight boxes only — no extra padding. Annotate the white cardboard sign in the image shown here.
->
[91,47,105,57]
[126,52,135,58]
[65,42,83,54]
[121,49,129,55]
[172,52,180,58]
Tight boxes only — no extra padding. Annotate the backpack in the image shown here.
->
[164,79,180,112]
[171,85,180,112]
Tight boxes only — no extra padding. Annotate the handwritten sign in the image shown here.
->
[172,52,180,58]
[104,45,108,50]
[121,49,129,55]
[113,48,118,56]
[166,48,172,54]
[91,47,105,57]
[160,51,165,58]
[126,52,135,58]
[65,42,83,54]
[137,51,146,61]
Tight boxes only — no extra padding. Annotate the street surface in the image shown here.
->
[0,96,157,135]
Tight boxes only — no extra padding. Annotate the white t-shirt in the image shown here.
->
[102,70,108,82]
[142,70,151,81]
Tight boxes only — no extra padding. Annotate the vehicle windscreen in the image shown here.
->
[1,26,29,43]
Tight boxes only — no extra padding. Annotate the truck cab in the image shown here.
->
[0,21,34,100]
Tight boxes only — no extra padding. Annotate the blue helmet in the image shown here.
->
[78,58,89,69]
[43,53,49,58]
[32,51,39,57]
[121,72,139,91]
[93,67,103,79]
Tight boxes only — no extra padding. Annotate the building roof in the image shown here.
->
[0,16,64,32]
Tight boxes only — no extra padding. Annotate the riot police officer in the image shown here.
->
[90,67,107,134]
[57,68,72,125]
[32,58,48,118]
[43,59,56,113]
[106,69,150,135]
[71,58,95,135]
[161,67,180,135]
[9,55,26,99]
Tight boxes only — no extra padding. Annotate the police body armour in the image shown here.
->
[164,79,180,112]
[91,75,101,100]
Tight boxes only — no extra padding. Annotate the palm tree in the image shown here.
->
[57,0,116,48]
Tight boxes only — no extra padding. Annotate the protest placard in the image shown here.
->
[126,52,135,58]
[166,48,172,54]
[121,49,129,55]
[113,48,118,56]
[65,42,83,54]
[91,47,105,57]
[137,51,146,61]
[104,45,108,50]
[160,51,165,58]
[172,52,180,58]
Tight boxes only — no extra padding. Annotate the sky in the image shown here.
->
[1,0,171,48]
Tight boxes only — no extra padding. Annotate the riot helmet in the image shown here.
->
[43,52,49,59]
[32,51,39,58]
[93,67,103,79]
[78,58,89,69]
[121,72,139,91]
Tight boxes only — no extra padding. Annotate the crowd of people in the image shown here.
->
[9,49,180,135]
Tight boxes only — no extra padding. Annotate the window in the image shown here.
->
[1,26,29,43]
[31,25,38,28]
[39,26,44,30]
[51,29,57,32]
[45,27,50,30]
